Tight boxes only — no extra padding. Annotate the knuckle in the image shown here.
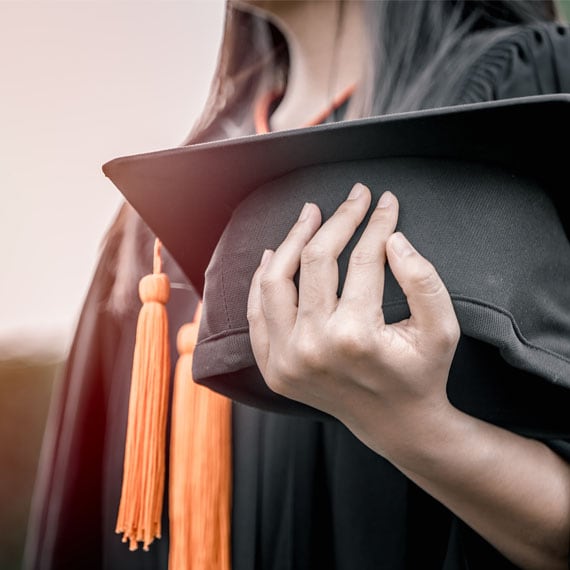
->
[246,305,258,323]
[331,325,371,357]
[301,242,329,266]
[350,247,379,267]
[437,319,461,349]
[409,263,443,296]
[290,218,310,237]
[259,271,281,297]
[335,201,364,226]
[266,355,297,397]
[264,373,290,397]
[295,336,323,370]
[368,207,392,225]
[336,200,358,216]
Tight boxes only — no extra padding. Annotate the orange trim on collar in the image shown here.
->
[254,82,357,134]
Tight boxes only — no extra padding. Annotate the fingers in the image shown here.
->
[297,183,372,317]
[247,249,273,371]
[386,232,460,350]
[339,191,399,318]
[256,202,322,341]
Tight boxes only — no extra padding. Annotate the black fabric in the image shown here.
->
[232,403,528,570]
[193,23,570,431]
[228,21,570,570]
[24,20,570,570]
[542,439,570,462]
[195,155,570,435]
[457,22,570,104]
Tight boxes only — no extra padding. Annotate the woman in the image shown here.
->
[25,1,570,569]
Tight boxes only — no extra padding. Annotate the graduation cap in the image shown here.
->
[103,93,570,436]
[102,94,570,562]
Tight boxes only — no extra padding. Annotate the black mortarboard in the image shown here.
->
[102,94,570,438]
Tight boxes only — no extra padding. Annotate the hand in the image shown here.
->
[248,184,570,569]
[247,182,461,457]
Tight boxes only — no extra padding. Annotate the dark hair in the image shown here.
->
[107,0,562,312]
[180,0,561,140]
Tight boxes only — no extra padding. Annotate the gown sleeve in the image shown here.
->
[458,21,570,567]
[22,207,125,570]
[456,21,570,105]
[457,14,570,475]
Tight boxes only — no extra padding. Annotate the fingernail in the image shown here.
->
[390,232,414,257]
[377,191,393,208]
[347,183,365,200]
[298,202,312,222]
[260,249,273,267]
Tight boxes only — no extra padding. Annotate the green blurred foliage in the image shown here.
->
[561,0,570,20]
[0,359,63,570]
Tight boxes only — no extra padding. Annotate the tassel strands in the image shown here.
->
[116,238,171,551]
[169,301,232,570]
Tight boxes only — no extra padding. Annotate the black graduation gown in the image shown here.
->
[24,21,570,570]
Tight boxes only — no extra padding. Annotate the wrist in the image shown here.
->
[374,399,475,471]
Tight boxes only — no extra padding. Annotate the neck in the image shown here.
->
[244,1,366,131]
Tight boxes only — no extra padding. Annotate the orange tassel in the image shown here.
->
[169,301,232,570]
[116,238,171,551]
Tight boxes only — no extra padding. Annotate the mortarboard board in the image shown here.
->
[102,94,570,438]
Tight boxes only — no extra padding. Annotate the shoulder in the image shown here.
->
[457,21,570,104]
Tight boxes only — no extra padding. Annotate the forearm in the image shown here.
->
[380,404,570,570]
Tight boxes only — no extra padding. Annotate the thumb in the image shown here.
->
[386,232,460,346]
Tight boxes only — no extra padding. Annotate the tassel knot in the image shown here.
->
[139,273,170,304]
[176,321,199,356]
[116,238,171,552]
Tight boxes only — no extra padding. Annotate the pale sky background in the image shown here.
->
[3,1,570,360]
[0,0,225,357]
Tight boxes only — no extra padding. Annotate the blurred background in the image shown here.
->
[0,1,224,568]
[2,1,570,569]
